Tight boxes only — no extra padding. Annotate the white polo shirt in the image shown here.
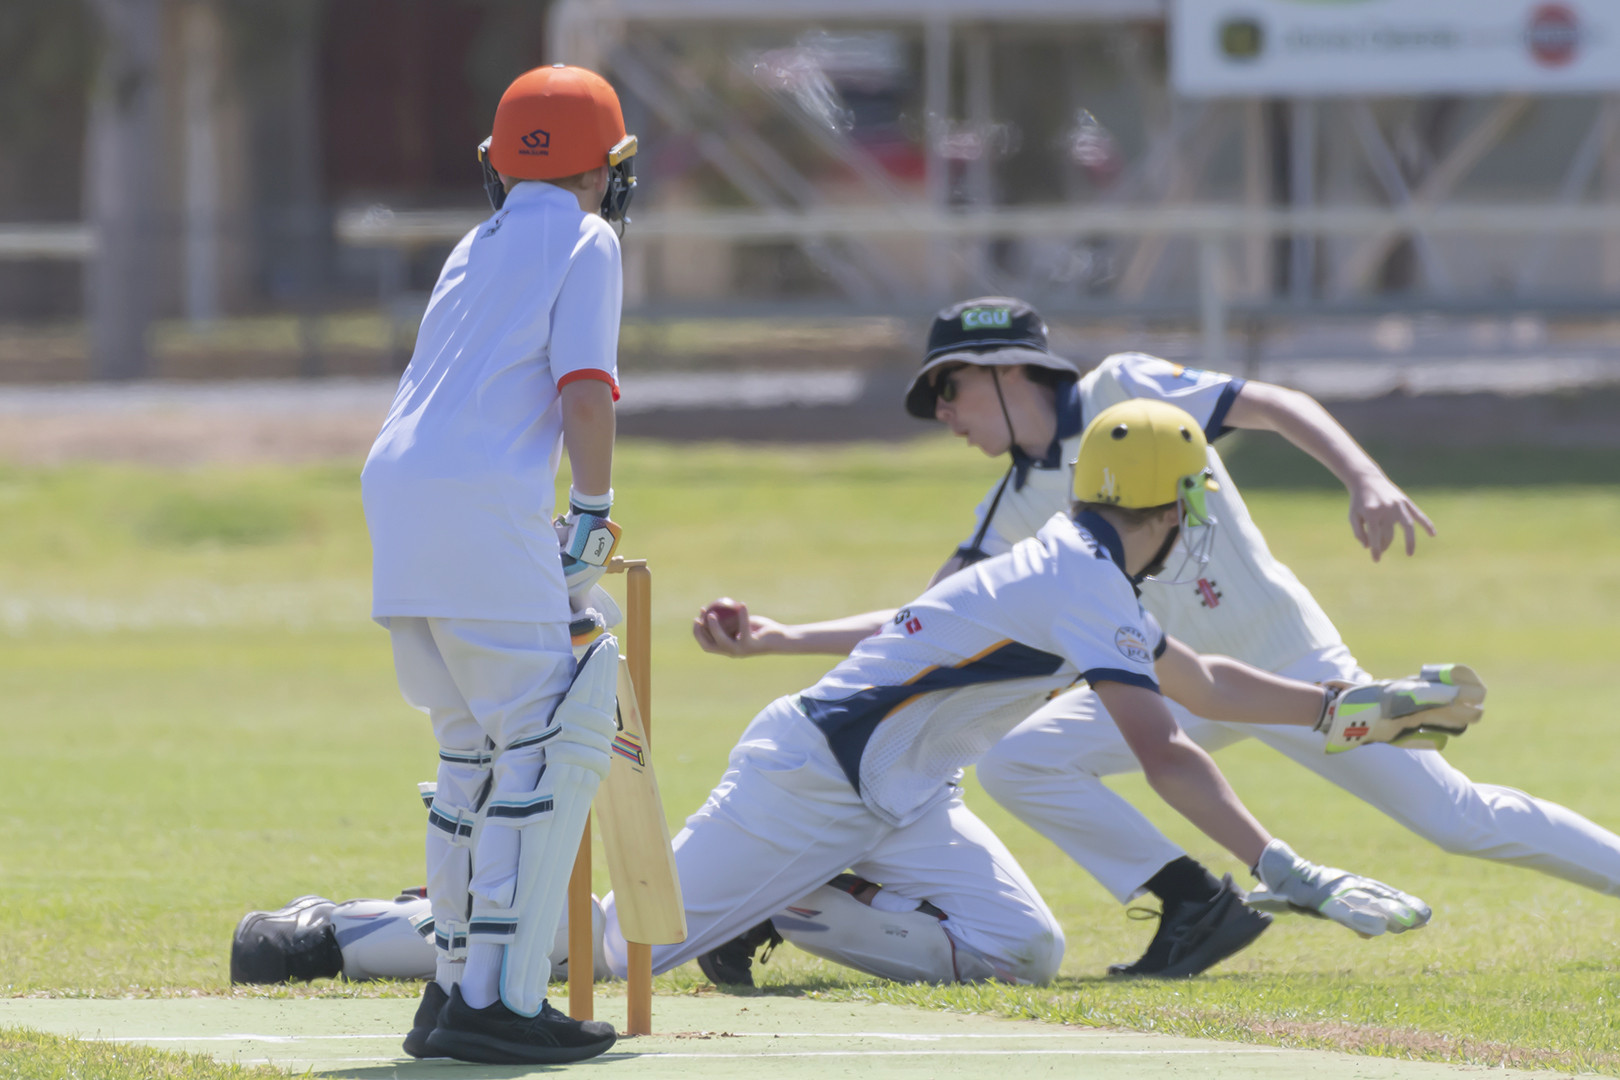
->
[799,511,1164,825]
[362,181,622,622]
[953,352,1340,671]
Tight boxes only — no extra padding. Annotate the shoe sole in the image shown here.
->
[1155,905,1272,978]
[423,1026,617,1065]
[401,1027,434,1059]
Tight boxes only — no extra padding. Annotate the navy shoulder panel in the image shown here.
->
[800,640,1066,792]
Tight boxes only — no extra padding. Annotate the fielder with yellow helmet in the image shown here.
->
[586,401,1483,990]
[1073,398,1219,585]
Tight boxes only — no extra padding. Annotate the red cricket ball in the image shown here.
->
[704,597,746,639]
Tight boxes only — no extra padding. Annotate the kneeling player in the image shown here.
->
[597,399,1483,985]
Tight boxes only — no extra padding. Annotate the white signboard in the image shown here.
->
[1173,0,1620,97]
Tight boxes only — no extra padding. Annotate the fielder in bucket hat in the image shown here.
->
[904,297,1081,419]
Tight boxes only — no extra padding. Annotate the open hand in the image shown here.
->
[1349,474,1434,561]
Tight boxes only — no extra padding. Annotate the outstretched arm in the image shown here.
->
[693,549,966,658]
[1093,680,1272,866]
[1094,677,1433,937]
[693,604,895,658]
[1224,381,1434,560]
[1155,637,1485,752]
[1154,637,1326,727]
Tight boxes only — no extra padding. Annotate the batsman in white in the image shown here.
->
[695,296,1620,981]
[349,62,634,1066]
[595,398,1478,988]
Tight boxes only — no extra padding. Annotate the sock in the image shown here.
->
[1144,856,1223,911]
[461,943,503,1009]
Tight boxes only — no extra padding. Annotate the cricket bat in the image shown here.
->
[595,657,687,945]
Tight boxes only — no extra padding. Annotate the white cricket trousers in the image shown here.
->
[977,643,1620,902]
[602,697,1065,984]
[386,616,575,994]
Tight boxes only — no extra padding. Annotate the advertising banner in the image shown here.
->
[1172,0,1620,97]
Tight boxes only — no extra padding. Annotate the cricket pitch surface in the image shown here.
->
[2,990,1583,1079]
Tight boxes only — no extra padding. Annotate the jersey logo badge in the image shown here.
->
[1195,578,1222,608]
[1114,626,1152,663]
[519,128,551,155]
[479,211,507,239]
[895,609,923,634]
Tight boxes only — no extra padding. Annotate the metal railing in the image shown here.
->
[4,200,1619,371]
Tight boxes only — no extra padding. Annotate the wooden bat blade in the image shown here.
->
[596,657,687,945]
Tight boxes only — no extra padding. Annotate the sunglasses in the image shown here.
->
[932,365,967,403]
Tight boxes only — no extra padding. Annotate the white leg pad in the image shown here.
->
[469,635,618,1017]
[426,747,490,987]
[332,896,437,981]
[774,884,965,984]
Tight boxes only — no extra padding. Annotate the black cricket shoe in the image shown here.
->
[1107,874,1271,978]
[422,984,617,1065]
[401,980,449,1059]
[696,920,784,987]
[229,895,342,984]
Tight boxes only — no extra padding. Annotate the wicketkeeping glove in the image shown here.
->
[1316,663,1485,753]
[555,507,622,605]
[1249,838,1431,938]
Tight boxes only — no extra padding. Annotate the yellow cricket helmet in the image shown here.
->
[1075,398,1218,522]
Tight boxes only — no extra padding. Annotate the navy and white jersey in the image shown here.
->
[954,352,1340,671]
[799,510,1164,826]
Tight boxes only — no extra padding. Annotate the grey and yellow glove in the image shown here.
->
[1248,839,1431,938]
[1316,663,1485,753]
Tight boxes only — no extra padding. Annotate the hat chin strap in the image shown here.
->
[990,369,1020,457]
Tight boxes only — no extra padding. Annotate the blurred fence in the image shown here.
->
[3,199,1619,382]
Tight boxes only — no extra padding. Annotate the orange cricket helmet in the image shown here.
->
[477,63,638,226]
[487,64,627,180]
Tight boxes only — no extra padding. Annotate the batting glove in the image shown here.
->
[1250,839,1431,938]
[555,501,622,606]
[1316,663,1486,753]
[568,585,623,659]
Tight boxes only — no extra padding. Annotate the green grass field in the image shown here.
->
[1,434,1618,1076]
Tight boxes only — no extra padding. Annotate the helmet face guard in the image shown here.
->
[602,135,638,234]
[1146,468,1219,586]
[477,137,506,212]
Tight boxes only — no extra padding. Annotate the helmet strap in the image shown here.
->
[478,139,506,212]
[1134,524,1182,586]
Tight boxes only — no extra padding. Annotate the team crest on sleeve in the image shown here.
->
[1114,626,1153,663]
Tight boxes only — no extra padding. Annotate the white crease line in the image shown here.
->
[611,1049,1291,1059]
[100,1029,1124,1044]
[91,1034,399,1043]
[229,1050,1284,1066]
[680,1031,1120,1040]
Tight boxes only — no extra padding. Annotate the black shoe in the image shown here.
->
[230,895,342,984]
[401,980,449,1059]
[695,920,784,987]
[422,984,617,1065]
[1107,874,1271,978]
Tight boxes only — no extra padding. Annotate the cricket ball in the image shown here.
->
[704,597,745,639]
